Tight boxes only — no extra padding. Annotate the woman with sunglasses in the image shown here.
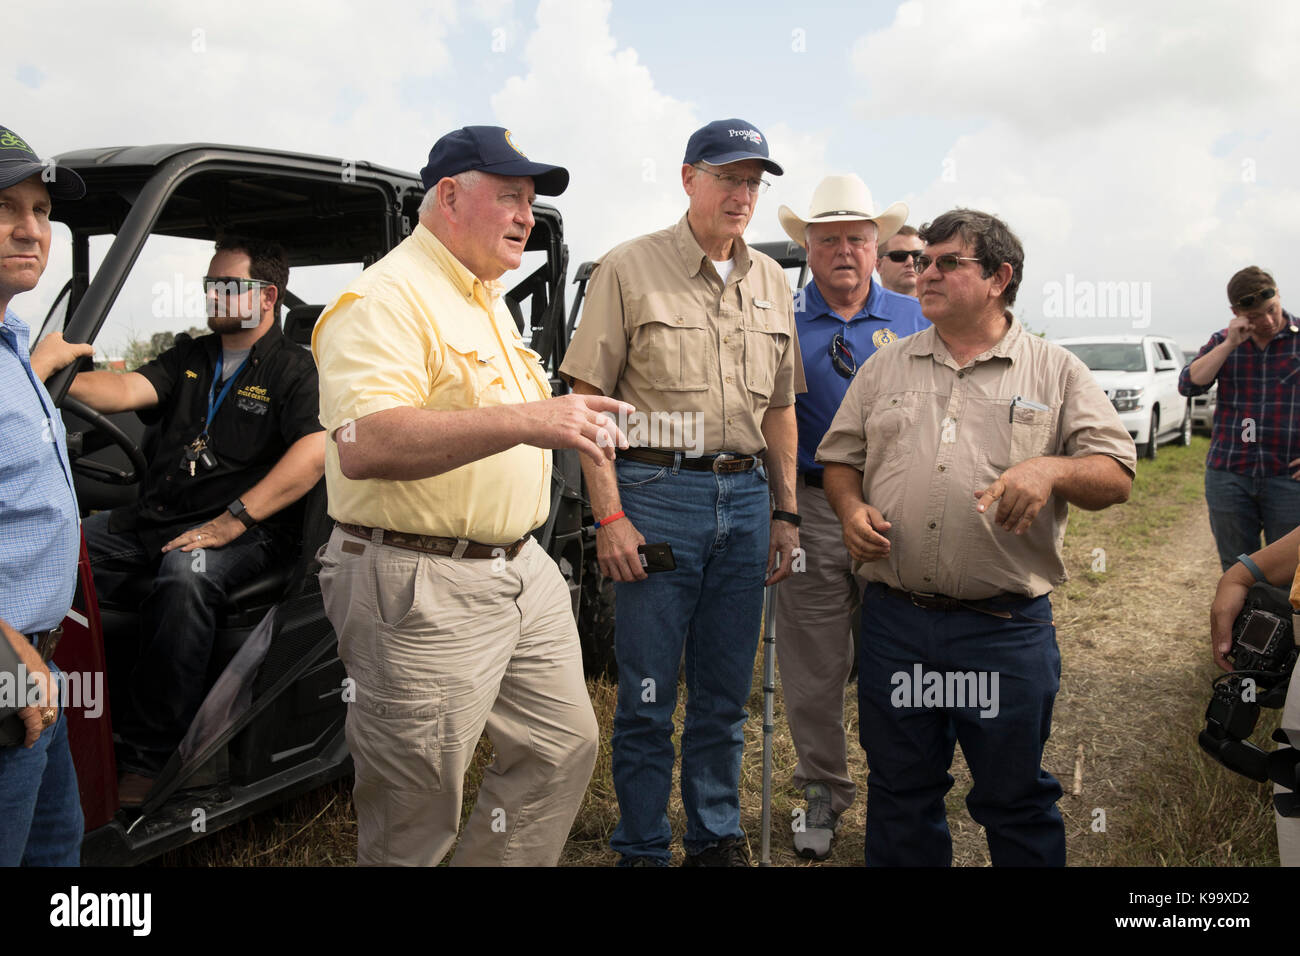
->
[1180,266,1300,572]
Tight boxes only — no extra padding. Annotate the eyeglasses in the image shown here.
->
[1234,288,1276,310]
[881,249,924,264]
[204,276,271,297]
[914,254,982,274]
[692,166,770,195]
[829,332,856,379]
[814,234,873,250]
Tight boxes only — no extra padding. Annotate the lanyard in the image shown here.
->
[203,351,249,438]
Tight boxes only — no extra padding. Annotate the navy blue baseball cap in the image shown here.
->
[683,118,783,176]
[420,126,569,196]
[0,125,85,199]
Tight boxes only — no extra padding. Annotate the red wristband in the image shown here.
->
[594,510,625,529]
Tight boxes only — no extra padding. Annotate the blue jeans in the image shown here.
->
[82,511,283,775]
[1204,468,1300,571]
[609,457,770,862]
[0,665,83,866]
[858,583,1065,866]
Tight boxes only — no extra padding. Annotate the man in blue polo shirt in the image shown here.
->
[773,174,927,859]
[0,125,93,866]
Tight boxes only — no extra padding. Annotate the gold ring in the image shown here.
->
[40,708,56,727]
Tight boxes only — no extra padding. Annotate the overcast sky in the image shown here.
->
[8,0,1299,355]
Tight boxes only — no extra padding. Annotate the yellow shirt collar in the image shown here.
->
[410,223,504,304]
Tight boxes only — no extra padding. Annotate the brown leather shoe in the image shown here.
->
[118,772,156,808]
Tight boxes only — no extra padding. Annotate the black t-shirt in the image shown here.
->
[109,322,323,552]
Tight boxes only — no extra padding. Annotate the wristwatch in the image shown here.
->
[227,498,257,529]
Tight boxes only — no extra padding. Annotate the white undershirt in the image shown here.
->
[712,258,735,284]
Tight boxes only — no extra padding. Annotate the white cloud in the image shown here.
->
[852,0,1300,346]
[6,0,461,165]
[6,0,467,338]
[491,0,830,271]
[490,0,699,269]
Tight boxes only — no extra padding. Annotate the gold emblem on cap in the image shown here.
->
[504,130,527,158]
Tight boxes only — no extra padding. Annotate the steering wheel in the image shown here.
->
[60,396,149,486]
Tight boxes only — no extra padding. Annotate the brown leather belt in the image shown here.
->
[882,586,1017,620]
[801,471,824,489]
[337,523,528,560]
[617,448,760,473]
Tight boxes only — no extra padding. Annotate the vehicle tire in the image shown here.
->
[1143,409,1159,460]
[578,557,617,679]
[1176,402,1192,446]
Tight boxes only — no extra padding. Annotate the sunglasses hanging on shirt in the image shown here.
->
[829,332,857,380]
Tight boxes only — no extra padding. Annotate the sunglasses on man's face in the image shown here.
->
[829,332,856,379]
[881,249,924,264]
[203,276,270,298]
[914,254,982,275]
[1234,288,1277,311]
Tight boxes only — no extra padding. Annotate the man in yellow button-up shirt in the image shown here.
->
[312,126,631,867]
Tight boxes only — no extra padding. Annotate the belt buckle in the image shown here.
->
[712,453,744,473]
[910,591,937,610]
[37,625,63,663]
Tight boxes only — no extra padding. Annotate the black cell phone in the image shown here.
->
[637,542,676,573]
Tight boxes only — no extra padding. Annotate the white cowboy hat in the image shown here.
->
[777,173,908,249]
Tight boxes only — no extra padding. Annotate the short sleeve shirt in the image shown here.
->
[560,214,805,456]
[113,322,323,552]
[312,224,553,544]
[816,315,1137,599]
[794,278,929,475]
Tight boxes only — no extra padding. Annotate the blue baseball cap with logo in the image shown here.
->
[420,125,569,196]
[0,125,85,199]
[683,118,783,175]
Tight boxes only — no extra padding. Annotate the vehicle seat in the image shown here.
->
[95,477,330,689]
[284,305,324,347]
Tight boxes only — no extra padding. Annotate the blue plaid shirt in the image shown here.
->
[0,308,80,633]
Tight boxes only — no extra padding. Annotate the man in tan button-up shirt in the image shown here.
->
[561,118,803,866]
[818,208,1135,867]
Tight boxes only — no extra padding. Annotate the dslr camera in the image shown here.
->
[1199,582,1300,815]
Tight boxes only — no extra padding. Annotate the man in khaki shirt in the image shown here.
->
[817,209,1135,866]
[561,118,802,866]
[312,126,631,866]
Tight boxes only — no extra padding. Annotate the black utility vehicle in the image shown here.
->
[43,143,613,864]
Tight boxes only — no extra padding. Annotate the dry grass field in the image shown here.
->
[156,435,1283,867]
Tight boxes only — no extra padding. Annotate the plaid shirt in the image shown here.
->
[0,308,80,633]
[1178,311,1300,476]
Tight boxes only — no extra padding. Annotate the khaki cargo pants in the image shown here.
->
[773,478,860,814]
[318,528,598,866]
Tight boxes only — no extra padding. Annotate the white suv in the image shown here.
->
[1053,335,1192,459]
